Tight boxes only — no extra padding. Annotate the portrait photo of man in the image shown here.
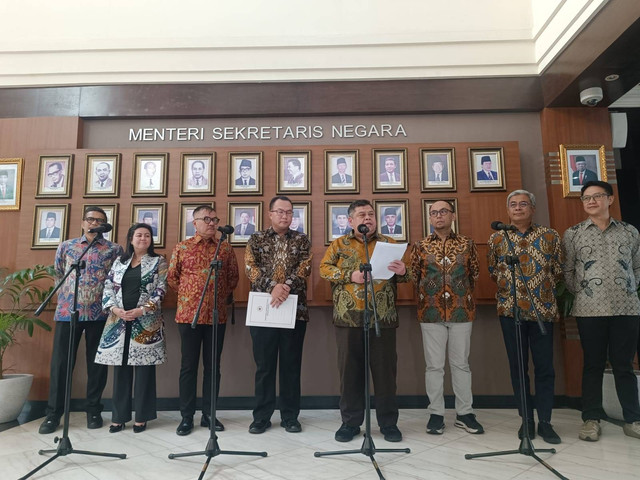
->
[139,160,161,190]
[235,210,256,237]
[285,157,305,186]
[331,157,353,186]
[571,155,598,186]
[428,156,449,183]
[93,162,113,190]
[0,169,14,201]
[140,211,158,236]
[476,155,498,182]
[379,155,401,184]
[39,211,61,241]
[187,160,208,188]
[235,159,256,187]
[47,161,66,190]
[332,208,352,237]
[290,209,304,233]
[380,207,402,236]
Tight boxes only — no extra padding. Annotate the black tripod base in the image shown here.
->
[314,434,410,480]
[19,435,126,480]
[169,436,267,480]
[465,437,568,480]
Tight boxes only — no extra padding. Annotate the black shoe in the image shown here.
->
[109,423,125,433]
[177,416,194,436]
[334,423,360,442]
[38,415,60,434]
[200,414,225,431]
[249,419,271,434]
[380,425,403,442]
[454,414,485,434]
[518,419,536,439]
[87,413,103,429]
[426,414,445,435]
[214,418,224,431]
[133,422,147,433]
[537,421,561,444]
[280,419,302,433]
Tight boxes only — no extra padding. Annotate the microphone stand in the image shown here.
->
[20,236,126,480]
[168,229,267,479]
[465,228,567,480]
[315,228,410,480]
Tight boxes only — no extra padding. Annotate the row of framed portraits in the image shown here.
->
[31,198,459,250]
[22,147,507,202]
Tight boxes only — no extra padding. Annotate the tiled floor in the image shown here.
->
[2,408,639,480]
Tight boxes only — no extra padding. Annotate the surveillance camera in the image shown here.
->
[580,87,603,106]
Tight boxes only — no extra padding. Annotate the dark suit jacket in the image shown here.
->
[572,169,598,186]
[476,170,498,181]
[381,225,402,235]
[428,172,448,182]
[39,227,61,239]
[235,223,256,236]
[235,176,256,186]
[0,184,13,199]
[331,173,353,184]
[332,225,352,236]
[379,172,400,183]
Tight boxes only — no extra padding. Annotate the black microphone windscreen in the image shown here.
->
[357,224,369,234]
[89,223,113,234]
[490,221,503,231]
[218,225,234,234]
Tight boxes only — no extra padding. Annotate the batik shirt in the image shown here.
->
[244,227,312,322]
[319,231,411,328]
[168,234,239,325]
[410,232,479,323]
[562,218,640,317]
[54,235,123,322]
[487,224,563,322]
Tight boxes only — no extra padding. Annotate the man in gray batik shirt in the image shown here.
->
[563,180,640,442]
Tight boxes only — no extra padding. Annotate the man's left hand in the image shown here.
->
[387,260,406,276]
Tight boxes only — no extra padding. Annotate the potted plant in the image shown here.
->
[0,264,54,423]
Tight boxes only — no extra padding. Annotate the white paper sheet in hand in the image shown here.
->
[370,243,408,280]
[246,292,298,329]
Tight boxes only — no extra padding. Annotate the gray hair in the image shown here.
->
[506,189,536,208]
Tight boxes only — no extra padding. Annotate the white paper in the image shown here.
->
[370,243,408,280]
[246,292,298,329]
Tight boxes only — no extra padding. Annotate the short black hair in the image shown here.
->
[429,200,455,213]
[348,199,373,216]
[193,205,214,217]
[581,180,613,196]
[269,195,292,210]
[121,223,158,262]
[84,205,107,219]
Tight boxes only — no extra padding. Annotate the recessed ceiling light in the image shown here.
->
[605,74,619,82]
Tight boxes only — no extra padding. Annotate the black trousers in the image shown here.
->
[499,316,555,422]
[335,326,398,428]
[111,321,157,423]
[577,315,640,423]
[250,320,307,422]
[46,320,108,417]
[177,322,226,418]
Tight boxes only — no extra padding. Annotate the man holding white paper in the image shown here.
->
[244,195,312,434]
[320,199,410,443]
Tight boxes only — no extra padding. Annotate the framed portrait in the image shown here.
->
[178,202,215,242]
[180,153,215,196]
[228,152,263,195]
[131,203,167,248]
[324,150,359,194]
[420,148,456,192]
[374,200,409,243]
[325,201,353,245]
[132,153,168,196]
[229,202,262,245]
[83,204,118,243]
[559,144,607,197]
[469,147,505,191]
[373,149,408,193]
[276,151,311,194]
[291,202,310,236]
[32,204,69,249]
[84,154,121,197]
[36,155,74,198]
[0,158,23,211]
[422,198,459,238]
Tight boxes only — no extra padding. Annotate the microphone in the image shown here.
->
[357,224,369,234]
[88,223,113,234]
[217,225,234,235]
[491,221,517,231]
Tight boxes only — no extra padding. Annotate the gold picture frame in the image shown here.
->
[559,144,607,197]
[0,157,23,211]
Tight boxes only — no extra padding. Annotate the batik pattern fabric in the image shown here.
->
[562,218,640,317]
[53,235,124,323]
[244,227,312,322]
[319,231,411,328]
[488,224,563,322]
[96,254,168,366]
[410,232,479,323]
[168,234,239,324]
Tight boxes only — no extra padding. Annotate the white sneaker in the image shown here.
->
[578,420,601,442]
[623,421,640,439]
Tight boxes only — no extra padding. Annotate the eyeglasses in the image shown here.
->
[580,193,609,203]
[270,209,294,217]
[429,208,453,217]
[84,216,106,224]
[194,216,220,224]
[508,201,531,209]
[47,170,61,176]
